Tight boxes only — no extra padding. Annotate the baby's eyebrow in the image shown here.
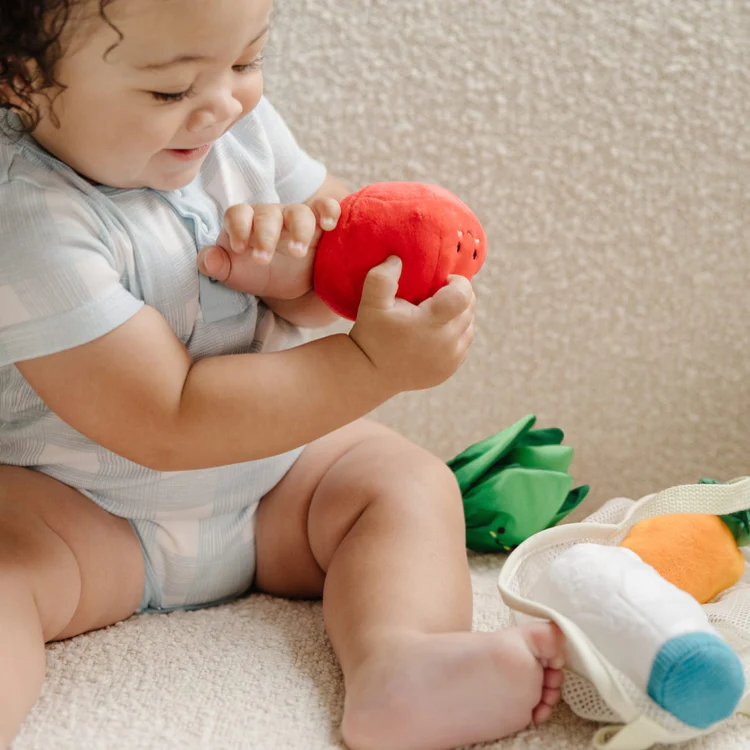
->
[135,24,271,71]
[136,54,208,71]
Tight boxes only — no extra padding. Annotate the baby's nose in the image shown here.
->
[187,97,243,133]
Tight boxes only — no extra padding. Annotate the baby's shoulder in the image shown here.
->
[0,132,88,200]
[0,132,108,239]
[0,136,117,272]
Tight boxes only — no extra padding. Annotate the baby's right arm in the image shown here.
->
[17,258,475,472]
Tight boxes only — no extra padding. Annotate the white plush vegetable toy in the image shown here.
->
[531,543,745,728]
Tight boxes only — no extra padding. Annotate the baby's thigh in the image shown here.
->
[254,420,453,598]
[0,466,144,641]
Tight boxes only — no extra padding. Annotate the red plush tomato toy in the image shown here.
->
[313,182,487,320]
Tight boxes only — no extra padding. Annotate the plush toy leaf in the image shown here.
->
[548,484,590,529]
[448,415,589,553]
[699,477,750,547]
[718,512,750,548]
[449,414,535,494]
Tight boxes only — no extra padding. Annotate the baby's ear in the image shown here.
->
[1,61,38,121]
[0,78,17,107]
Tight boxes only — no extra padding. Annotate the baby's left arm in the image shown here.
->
[198,173,350,328]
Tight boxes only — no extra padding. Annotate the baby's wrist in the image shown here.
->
[344,333,402,401]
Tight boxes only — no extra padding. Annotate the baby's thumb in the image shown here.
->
[197,246,231,283]
[359,256,402,311]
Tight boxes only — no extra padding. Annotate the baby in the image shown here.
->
[0,1,565,748]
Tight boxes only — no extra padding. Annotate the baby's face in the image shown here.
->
[31,0,272,190]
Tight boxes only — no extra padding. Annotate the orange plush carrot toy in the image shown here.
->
[620,511,748,604]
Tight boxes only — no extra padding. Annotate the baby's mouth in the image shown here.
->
[165,144,212,160]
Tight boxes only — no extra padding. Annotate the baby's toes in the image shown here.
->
[529,677,563,727]
[541,684,562,707]
[531,700,555,726]
[543,667,565,690]
[523,622,566,670]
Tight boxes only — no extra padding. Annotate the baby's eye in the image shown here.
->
[233,54,266,74]
[151,86,195,104]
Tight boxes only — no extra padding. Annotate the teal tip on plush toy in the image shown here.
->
[447,415,589,553]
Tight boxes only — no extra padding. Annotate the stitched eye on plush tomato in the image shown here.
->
[448,223,487,279]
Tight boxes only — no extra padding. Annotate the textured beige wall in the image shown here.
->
[266,0,750,510]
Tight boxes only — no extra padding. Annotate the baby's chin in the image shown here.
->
[88,153,206,192]
[143,172,201,192]
[101,169,200,193]
[146,157,208,192]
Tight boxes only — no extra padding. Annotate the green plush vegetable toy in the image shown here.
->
[448,414,589,552]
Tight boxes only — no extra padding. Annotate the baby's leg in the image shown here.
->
[0,467,144,747]
[255,421,564,750]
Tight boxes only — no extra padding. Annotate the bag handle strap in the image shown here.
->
[622,476,750,526]
[499,476,750,620]
[593,717,698,750]
[737,691,750,716]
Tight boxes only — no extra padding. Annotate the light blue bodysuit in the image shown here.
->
[0,98,327,612]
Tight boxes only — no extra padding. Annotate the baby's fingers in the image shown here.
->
[421,275,474,325]
[249,205,284,264]
[308,196,342,232]
[223,204,255,253]
[197,245,232,283]
[359,256,403,312]
[457,318,476,355]
[282,204,317,258]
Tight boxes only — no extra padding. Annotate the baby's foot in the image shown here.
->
[341,622,565,750]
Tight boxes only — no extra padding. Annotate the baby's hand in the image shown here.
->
[350,257,476,393]
[197,198,341,300]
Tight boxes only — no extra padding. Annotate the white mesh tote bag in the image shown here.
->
[498,477,750,750]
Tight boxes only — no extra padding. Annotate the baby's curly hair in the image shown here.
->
[0,0,116,133]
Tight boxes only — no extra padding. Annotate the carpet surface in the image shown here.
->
[15,550,750,749]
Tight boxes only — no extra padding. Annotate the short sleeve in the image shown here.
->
[253,97,327,203]
[0,179,144,365]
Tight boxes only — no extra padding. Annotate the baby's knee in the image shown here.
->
[309,435,464,559]
[394,446,459,496]
[357,438,463,519]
